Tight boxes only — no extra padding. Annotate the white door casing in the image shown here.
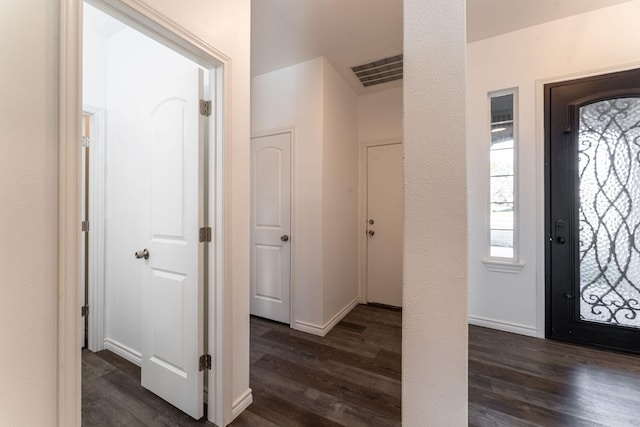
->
[250,132,292,324]
[367,143,403,307]
[80,114,88,348]
[59,1,237,425]
[140,68,205,419]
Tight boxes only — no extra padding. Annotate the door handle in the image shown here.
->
[134,248,149,259]
[281,235,289,242]
[368,230,375,237]
[555,220,566,245]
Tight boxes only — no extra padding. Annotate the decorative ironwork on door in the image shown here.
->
[579,97,640,328]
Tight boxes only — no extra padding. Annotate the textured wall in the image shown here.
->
[403,0,468,424]
[0,1,59,424]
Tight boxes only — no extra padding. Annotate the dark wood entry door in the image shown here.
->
[546,68,640,353]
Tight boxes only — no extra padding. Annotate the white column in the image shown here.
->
[403,0,468,425]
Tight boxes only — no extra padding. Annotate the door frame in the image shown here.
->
[534,62,640,339]
[82,106,106,352]
[58,0,234,425]
[543,67,640,348]
[250,128,296,327]
[358,138,402,303]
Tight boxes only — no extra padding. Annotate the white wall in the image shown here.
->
[403,0,468,424]
[322,58,359,322]
[0,1,59,425]
[83,29,108,109]
[251,58,325,326]
[358,87,403,143]
[251,57,360,331]
[467,0,640,337]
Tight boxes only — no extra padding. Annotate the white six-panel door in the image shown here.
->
[140,68,205,419]
[250,132,292,324]
[367,143,403,307]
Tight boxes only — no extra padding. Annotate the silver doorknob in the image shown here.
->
[281,235,289,242]
[368,230,375,236]
[135,248,149,260]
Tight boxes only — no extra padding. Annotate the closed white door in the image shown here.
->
[367,143,403,307]
[139,68,205,419]
[250,132,291,324]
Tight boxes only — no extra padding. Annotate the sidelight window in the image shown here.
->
[488,90,517,261]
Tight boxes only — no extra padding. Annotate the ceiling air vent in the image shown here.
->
[351,54,403,88]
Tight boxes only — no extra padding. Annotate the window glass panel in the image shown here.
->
[488,90,516,260]
[490,230,514,258]
[491,137,513,150]
[579,98,640,328]
[490,176,514,203]
[490,148,514,176]
[490,203,513,230]
[491,122,514,149]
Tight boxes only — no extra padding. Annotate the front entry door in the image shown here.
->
[547,68,640,353]
[139,68,205,418]
[367,143,403,307]
[250,132,292,324]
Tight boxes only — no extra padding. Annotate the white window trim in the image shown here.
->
[484,87,524,273]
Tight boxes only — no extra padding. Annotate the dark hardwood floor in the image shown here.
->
[231,305,401,426]
[82,304,640,426]
[468,326,640,426]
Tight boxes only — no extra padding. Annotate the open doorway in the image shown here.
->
[81,2,221,422]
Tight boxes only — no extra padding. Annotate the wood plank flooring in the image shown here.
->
[232,305,402,426]
[468,325,640,427]
[82,304,640,426]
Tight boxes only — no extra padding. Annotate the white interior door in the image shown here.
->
[250,132,291,324]
[367,143,403,307]
[139,68,205,419]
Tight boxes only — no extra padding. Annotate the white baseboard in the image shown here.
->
[468,315,538,338]
[230,388,253,421]
[292,296,360,337]
[104,338,142,366]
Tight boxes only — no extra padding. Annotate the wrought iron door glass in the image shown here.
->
[579,97,640,328]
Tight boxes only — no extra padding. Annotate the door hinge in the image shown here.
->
[82,136,90,147]
[199,354,211,371]
[199,227,212,243]
[81,305,89,317]
[82,220,90,232]
[199,100,212,117]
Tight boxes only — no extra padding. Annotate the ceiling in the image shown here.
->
[252,0,635,94]
[85,0,636,95]
[251,0,403,94]
[466,0,634,42]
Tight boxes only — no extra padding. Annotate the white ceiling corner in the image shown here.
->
[251,0,403,95]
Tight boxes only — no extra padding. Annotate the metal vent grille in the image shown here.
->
[351,54,403,87]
